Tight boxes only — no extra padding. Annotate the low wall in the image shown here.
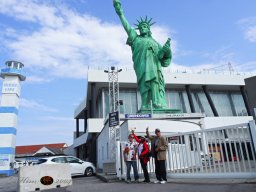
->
[17,164,72,192]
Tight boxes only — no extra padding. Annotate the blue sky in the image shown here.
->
[0,0,256,146]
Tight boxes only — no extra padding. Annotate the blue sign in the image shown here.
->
[125,114,152,119]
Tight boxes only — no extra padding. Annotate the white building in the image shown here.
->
[72,67,256,172]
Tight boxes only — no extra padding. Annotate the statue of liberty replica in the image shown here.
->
[113,0,175,113]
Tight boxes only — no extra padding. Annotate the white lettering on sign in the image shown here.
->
[125,114,152,118]
[0,155,9,167]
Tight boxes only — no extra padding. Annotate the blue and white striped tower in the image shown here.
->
[0,61,26,176]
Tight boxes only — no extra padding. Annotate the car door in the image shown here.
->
[65,157,83,175]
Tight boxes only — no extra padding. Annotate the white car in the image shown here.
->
[36,156,96,177]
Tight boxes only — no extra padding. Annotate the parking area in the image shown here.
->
[0,174,105,192]
[0,175,18,192]
[1,174,256,192]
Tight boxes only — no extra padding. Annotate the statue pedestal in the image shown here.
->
[138,108,181,114]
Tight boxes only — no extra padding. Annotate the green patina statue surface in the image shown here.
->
[113,0,172,112]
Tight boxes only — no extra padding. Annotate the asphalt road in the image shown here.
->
[1,175,256,192]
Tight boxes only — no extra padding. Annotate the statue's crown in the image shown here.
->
[135,16,155,30]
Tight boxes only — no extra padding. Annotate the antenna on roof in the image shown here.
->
[228,62,234,74]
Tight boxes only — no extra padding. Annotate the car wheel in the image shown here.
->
[84,167,93,177]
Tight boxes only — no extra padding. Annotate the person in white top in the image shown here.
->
[123,134,139,183]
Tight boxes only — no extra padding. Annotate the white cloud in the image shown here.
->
[235,61,256,73]
[20,98,58,112]
[238,17,256,43]
[151,25,177,53]
[26,76,52,83]
[245,26,256,42]
[39,116,73,121]
[0,0,173,79]
[0,0,64,28]
[238,17,256,26]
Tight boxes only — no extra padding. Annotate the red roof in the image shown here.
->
[16,143,67,155]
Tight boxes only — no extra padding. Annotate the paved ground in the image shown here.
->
[0,175,17,192]
[1,174,256,192]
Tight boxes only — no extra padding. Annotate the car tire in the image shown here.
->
[84,167,93,177]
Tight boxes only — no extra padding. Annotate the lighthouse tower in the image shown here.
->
[0,61,26,176]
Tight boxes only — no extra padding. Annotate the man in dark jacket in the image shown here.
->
[146,127,168,184]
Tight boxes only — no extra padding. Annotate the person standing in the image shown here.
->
[146,127,168,184]
[123,134,139,183]
[132,130,150,183]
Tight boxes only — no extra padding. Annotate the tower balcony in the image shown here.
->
[0,61,26,81]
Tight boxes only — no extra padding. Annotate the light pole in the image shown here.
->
[104,66,122,161]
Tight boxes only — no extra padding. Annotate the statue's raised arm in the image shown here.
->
[113,0,132,35]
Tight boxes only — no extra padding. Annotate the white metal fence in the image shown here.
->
[116,121,256,179]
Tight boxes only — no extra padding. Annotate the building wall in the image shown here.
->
[63,145,75,156]
[87,118,105,132]
[75,69,256,168]
[96,123,110,169]
[245,76,256,119]
[75,70,254,119]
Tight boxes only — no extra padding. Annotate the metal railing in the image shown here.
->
[116,121,256,179]
[88,65,256,77]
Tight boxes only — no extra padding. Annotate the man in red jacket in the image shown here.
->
[132,130,150,183]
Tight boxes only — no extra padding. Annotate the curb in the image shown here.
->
[167,178,256,184]
[95,173,109,183]
[95,173,256,184]
[95,173,122,183]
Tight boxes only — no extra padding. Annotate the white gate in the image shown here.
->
[116,121,256,179]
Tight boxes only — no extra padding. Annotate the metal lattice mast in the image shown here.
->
[108,71,119,113]
[105,67,121,161]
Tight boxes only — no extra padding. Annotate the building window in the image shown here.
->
[96,91,103,118]
[103,88,137,115]
[209,91,248,117]
[210,91,234,116]
[166,89,191,113]
[191,91,214,117]
[230,92,248,116]
[103,89,110,117]
[119,90,137,114]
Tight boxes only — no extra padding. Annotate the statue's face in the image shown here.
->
[139,23,150,36]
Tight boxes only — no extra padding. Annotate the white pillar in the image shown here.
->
[0,61,26,176]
